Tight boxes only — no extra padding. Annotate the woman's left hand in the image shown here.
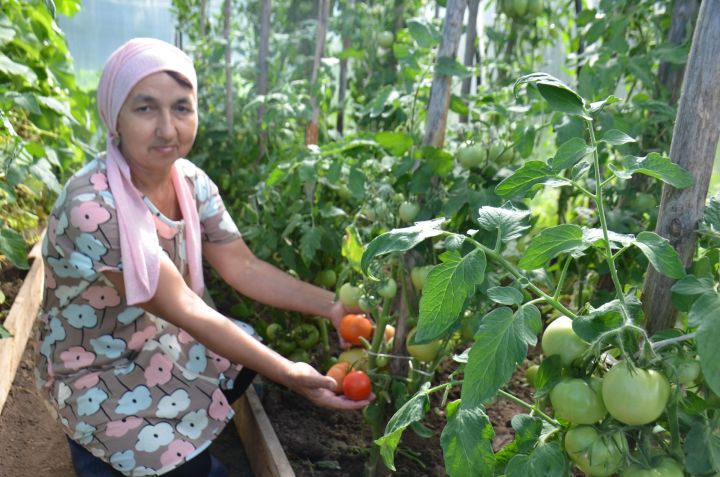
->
[287,361,373,410]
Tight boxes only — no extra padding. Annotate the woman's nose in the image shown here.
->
[155,111,175,139]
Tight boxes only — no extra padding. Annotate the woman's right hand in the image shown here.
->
[285,361,373,410]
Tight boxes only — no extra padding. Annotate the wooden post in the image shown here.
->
[223,0,234,132]
[658,0,700,105]
[305,0,329,146]
[422,0,468,148]
[642,1,720,335]
[460,0,480,123]
[336,0,353,134]
[257,0,272,161]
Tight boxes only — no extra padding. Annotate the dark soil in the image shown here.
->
[0,265,26,324]
[259,348,539,477]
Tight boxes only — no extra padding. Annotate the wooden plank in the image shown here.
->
[0,239,45,416]
[232,385,296,477]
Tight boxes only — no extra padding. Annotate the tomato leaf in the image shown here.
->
[598,129,636,145]
[341,225,364,272]
[702,193,720,232]
[690,292,720,397]
[0,324,12,339]
[487,286,524,306]
[610,153,695,189]
[684,419,720,475]
[518,224,587,270]
[548,138,593,171]
[495,161,563,198]
[476,206,531,242]
[375,131,413,157]
[440,400,495,477]
[416,250,487,342]
[573,297,639,342]
[533,355,563,398]
[407,18,440,48]
[514,73,587,118]
[461,307,537,409]
[376,382,431,471]
[436,57,472,78]
[633,231,686,279]
[361,219,447,277]
[0,227,29,269]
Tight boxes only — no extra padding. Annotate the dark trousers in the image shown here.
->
[67,368,258,477]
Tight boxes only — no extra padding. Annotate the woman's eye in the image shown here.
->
[135,105,152,113]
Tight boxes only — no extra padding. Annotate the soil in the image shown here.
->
[259,349,538,477]
[0,265,26,325]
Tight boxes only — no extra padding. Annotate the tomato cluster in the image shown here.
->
[265,321,321,363]
[534,315,685,476]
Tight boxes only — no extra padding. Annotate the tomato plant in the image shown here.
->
[343,370,372,401]
[601,362,670,426]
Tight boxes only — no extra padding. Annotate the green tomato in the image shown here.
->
[512,0,529,17]
[337,184,353,201]
[564,426,628,477]
[410,265,433,291]
[550,378,607,424]
[667,356,701,386]
[541,316,589,366]
[275,337,297,356]
[398,201,420,223]
[378,30,394,48]
[358,295,375,313]
[339,283,362,308]
[266,323,283,342]
[288,348,310,363]
[338,347,368,371]
[406,328,442,363]
[315,269,337,288]
[378,278,397,299]
[457,144,486,169]
[601,361,670,426]
[525,364,539,387]
[292,323,320,349]
[497,146,515,166]
[526,0,543,16]
[620,457,684,477]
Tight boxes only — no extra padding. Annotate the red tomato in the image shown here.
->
[343,370,372,401]
[339,314,373,345]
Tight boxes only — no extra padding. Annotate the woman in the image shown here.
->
[36,38,370,477]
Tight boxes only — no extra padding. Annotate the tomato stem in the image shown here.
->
[496,389,561,427]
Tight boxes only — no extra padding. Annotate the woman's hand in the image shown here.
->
[286,361,373,410]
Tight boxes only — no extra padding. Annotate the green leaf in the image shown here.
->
[672,275,715,297]
[684,420,720,475]
[549,138,593,171]
[0,227,29,269]
[341,225,364,272]
[436,57,471,78]
[573,299,627,342]
[691,292,720,397]
[511,415,543,453]
[475,206,530,242]
[495,161,560,198]
[361,219,446,276]
[461,307,537,408]
[487,286,524,306]
[299,226,322,264]
[633,231,686,279]
[407,18,440,48]
[440,400,495,477]
[417,250,487,342]
[527,442,568,476]
[506,455,531,477]
[587,95,620,113]
[376,383,432,471]
[514,73,587,118]
[518,224,586,270]
[420,146,454,177]
[703,193,720,231]
[0,52,38,83]
[611,153,695,189]
[653,43,689,65]
[599,129,636,145]
[348,167,366,199]
[375,131,413,157]
[0,324,11,339]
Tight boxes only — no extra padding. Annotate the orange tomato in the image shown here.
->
[343,370,372,401]
[383,324,395,342]
[326,362,350,394]
[339,314,373,346]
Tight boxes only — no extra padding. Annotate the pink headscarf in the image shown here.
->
[97,38,203,305]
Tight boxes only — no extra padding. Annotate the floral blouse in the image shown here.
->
[36,156,245,476]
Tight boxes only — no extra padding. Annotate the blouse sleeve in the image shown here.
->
[189,163,242,244]
[46,165,122,278]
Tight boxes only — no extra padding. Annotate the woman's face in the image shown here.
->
[116,71,198,173]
